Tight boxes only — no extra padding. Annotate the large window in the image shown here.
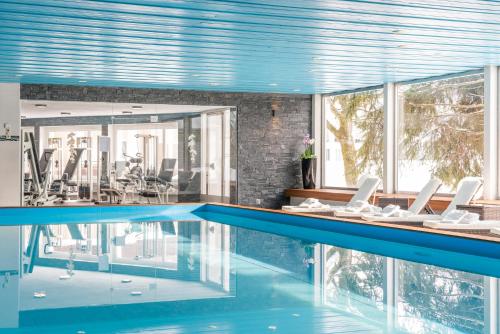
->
[397,74,484,193]
[323,89,384,188]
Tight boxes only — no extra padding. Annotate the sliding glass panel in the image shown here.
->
[397,73,484,193]
[323,89,384,188]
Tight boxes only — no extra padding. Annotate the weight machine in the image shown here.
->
[23,131,56,206]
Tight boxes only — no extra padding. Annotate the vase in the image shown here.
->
[301,158,316,189]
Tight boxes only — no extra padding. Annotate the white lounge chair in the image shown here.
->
[282,176,381,213]
[335,178,442,218]
[424,210,500,231]
[361,177,483,223]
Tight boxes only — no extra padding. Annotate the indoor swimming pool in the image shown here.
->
[0,204,498,333]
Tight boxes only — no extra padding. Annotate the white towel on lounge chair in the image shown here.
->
[424,210,480,225]
[490,228,500,236]
[362,177,482,223]
[423,210,500,230]
[282,198,332,212]
[282,176,381,214]
[424,220,500,230]
[333,200,382,217]
[352,178,441,220]
[335,202,399,218]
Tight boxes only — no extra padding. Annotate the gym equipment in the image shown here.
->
[140,158,177,203]
[76,136,93,201]
[47,137,63,180]
[49,148,85,200]
[135,134,158,176]
[97,136,125,204]
[23,131,56,206]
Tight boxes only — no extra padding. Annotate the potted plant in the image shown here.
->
[300,134,316,189]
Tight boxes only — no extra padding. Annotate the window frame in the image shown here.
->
[320,69,486,196]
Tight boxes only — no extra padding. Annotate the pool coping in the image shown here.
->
[2,201,500,244]
[205,203,500,245]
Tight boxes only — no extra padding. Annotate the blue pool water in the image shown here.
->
[0,204,497,333]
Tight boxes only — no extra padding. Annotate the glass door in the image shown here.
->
[206,113,224,198]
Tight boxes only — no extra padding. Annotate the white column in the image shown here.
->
[0,83,21,328]
[312,94,322,188]
[484,66,499,200]
[484,277,498,334]
[0,83,21,205]
[200,113,207,196]
[383,83,397,193]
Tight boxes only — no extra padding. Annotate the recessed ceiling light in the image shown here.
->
[192,74,200,77]
[78,80,87,83]
[131,105,143,109]
[61,112,71,116]
[293,89,301,92]
[35,103,47,108]
[122,111,133,114]
[15,74,22,77]
[269,83,278,86]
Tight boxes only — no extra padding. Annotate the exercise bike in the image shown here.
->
[116,153,145,203]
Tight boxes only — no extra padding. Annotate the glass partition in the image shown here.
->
[22,103,237,206]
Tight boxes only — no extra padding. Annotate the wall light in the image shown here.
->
[271,101,280,118]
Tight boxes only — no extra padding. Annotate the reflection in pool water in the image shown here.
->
[0,214,492,333]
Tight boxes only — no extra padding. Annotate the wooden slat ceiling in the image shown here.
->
[0,0,498,93]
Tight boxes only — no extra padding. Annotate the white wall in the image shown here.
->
[0,83,21,328]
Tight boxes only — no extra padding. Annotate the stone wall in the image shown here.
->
[21,85,312,208]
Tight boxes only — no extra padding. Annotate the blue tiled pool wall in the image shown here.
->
[3,203,500,277]
[197,204,500,266]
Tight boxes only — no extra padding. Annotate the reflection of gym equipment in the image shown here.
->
[23,132,56,206]
[177,171,201,202]
[23,223,86,273]
[178,171,201,192]
[49,148,85,200]
[140,158,176,203]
